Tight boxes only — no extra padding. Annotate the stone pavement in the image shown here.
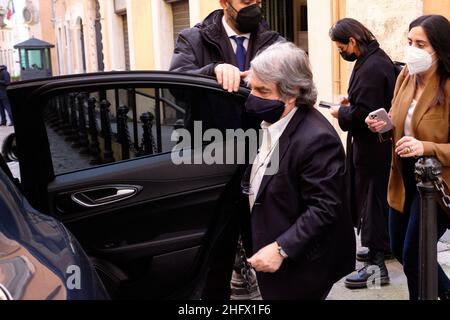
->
[327,231,450,300]
[1,125,450,300]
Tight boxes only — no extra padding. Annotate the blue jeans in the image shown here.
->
[389,192,450,300]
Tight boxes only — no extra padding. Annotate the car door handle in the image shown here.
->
[71,185,143,208]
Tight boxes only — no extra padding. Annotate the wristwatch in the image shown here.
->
[278,245,288,259]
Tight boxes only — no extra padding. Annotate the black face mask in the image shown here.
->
[340,50,358,62]
[228,2,262,34]
[245,94,285,124]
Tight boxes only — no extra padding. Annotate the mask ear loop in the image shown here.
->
[429,51,439,67]
[226,1,239,14]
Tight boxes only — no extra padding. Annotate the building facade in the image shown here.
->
[97,0,220,71]
[4,0,449,135]
[0,0,29,78]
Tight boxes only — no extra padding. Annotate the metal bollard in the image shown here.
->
[54,96,65,133]
[117,105,131,160]
[100,100,115,164]
[414,157,441,300]
[136,112,156,157]
[127,89,139,151]
[69,93,81,147]
[87,97,102,165]
[61,95,72,138]
[46,98,59,129]
[77,93,90,155]
[230,239,261,300]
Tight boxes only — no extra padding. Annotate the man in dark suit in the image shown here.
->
[169,1,283,300]
[170,0,282,133]
[170,0,281,91]
[244,42,355,299]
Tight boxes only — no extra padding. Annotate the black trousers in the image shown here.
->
[355,167,391,252]
[0,97,13,124]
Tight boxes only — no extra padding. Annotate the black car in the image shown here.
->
[0,71,255,300]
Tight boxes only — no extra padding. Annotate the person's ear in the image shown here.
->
[348,37,357,49]
[219,0,228,10]
[286,95,297,107]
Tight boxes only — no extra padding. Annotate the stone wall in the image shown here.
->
[346,0,423,62]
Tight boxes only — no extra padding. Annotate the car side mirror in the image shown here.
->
[0,283,12,300]
[1,133,18,163]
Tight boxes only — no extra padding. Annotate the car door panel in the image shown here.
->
[48,152,238,218]
[10,72,252,299]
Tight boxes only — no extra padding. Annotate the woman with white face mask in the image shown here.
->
[366,14,450,300]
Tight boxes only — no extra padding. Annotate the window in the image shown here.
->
[28,49,43,70]
[43,83,246,175]
[19,49,27,70]
[171,0,190,45]
[122,14,130,71]
[262,0,294,41]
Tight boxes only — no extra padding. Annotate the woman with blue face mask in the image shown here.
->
[366,14,450,300]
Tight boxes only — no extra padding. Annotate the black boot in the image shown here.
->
[439,289,450,300]
[345,250,390,289]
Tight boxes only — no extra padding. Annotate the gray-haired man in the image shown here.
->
[243,42,355,299]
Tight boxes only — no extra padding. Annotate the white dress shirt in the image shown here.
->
[222,16,250,53]
[249,107,298,209]
[404,99,417,136]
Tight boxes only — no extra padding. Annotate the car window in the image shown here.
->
[43,84,246,175]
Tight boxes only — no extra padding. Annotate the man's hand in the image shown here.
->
[247,242,284,273]
[340,96,350,106]
[214,63,245,93]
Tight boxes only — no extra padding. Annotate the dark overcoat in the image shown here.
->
[337,40,396,251]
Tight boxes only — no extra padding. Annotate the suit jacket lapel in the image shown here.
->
[254,107,308,202]
[411,72,440,136]
[392,74,415,142]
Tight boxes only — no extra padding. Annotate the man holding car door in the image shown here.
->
[328,18,396,289]
[169,0,283,299]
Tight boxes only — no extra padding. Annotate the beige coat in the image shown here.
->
[388,66,450,213]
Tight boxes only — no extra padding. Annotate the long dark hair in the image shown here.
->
[409,15,450,106]
[329,18,376,56]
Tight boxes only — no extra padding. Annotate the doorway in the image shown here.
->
[262,0,308,54]
[76,17,87,73]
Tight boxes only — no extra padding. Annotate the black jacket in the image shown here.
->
[0,65,11,100]
[170,10,282,75]
[338,40,396,170]
[169,10,282,132]
[247,107,356,299]
[337,40,395,238]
